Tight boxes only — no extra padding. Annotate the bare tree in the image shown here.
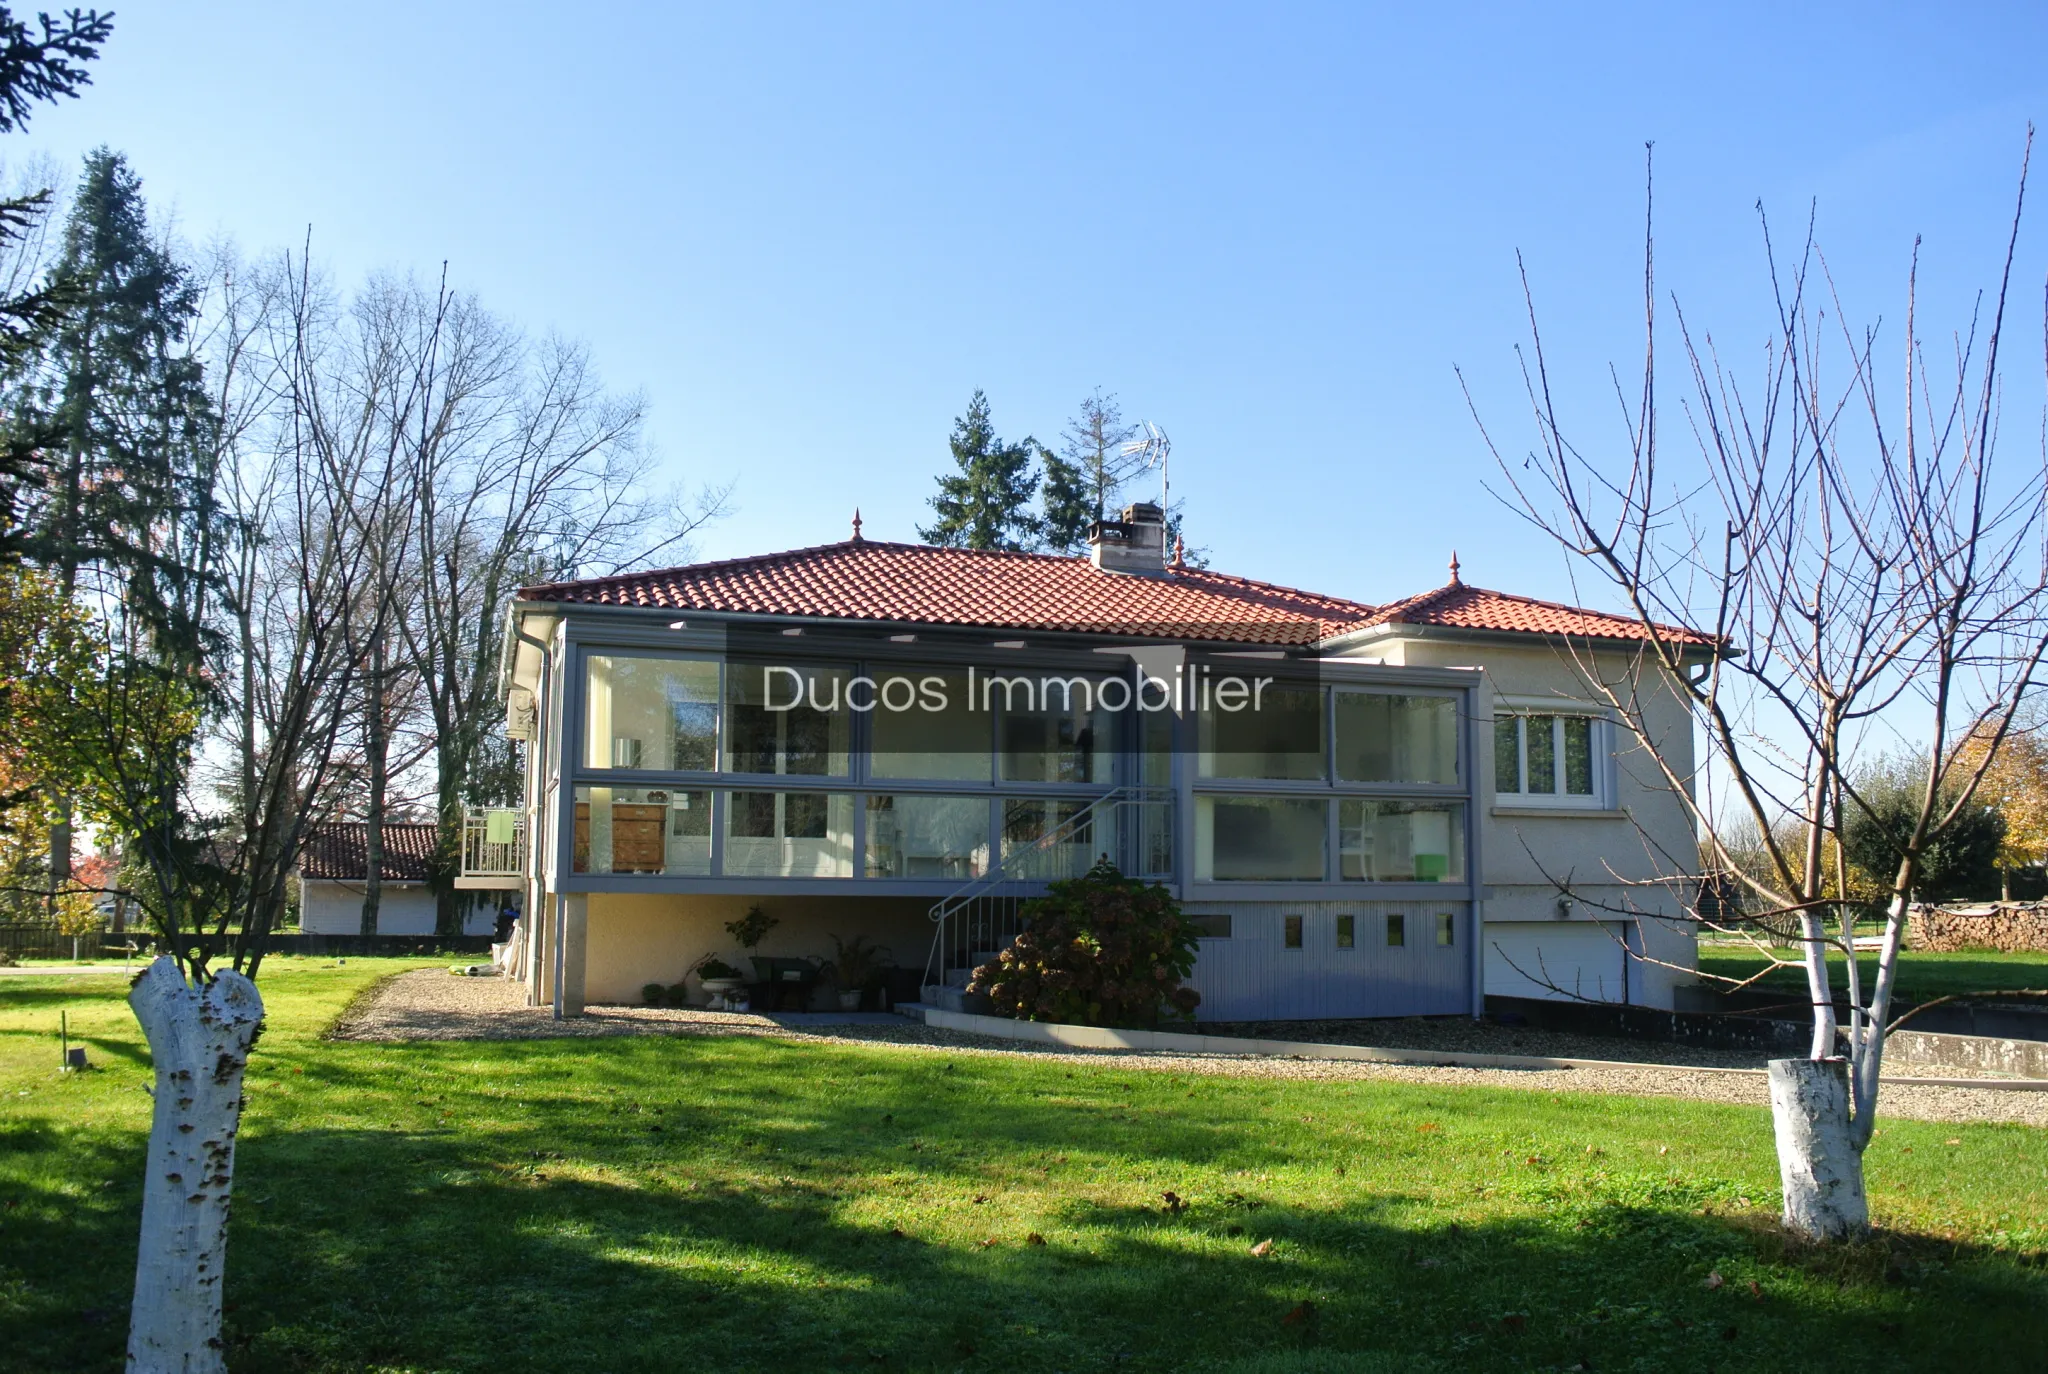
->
[76,240,427,1371]
[1473,135,2047,1241]
[380,282,725,933]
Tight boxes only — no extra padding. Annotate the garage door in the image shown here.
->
[1484,921,1630,1003]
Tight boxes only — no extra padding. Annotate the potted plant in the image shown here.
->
[690,953,749,1010]
[827,933,889,1011]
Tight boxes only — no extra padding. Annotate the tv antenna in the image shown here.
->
[1120,421,1171,515]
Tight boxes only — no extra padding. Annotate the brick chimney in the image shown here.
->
[1088,501,1169,574]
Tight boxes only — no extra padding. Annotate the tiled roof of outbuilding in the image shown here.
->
[299,823,438,883]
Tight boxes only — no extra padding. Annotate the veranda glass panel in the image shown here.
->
[865,795,990,879]
[998,676,1115,783]
[869,667,990,782]
[1194,795,1327,881]
[722,790,854,877]
[1338,800,1465,882]
[1002,797,1100,880]
[1198,682,1325,780]
[725,662,851,777]
[584,654,718,771]
[573,785,711,875]
[1335,691,1459,784]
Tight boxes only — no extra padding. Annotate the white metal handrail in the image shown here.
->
[460,808,527,883]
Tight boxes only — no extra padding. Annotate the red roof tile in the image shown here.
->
[1360,581,1716,646]
[518,538,1384,646]
[299,823,439,882]
[517,539,1715,649]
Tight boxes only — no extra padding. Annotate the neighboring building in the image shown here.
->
[477,505,1711,1019]
[298,822,502,937]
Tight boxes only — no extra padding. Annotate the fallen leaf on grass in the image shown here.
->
[979,1238,998,1248]
[1026,1232,1047,1246]
[1946,1138,1961,1146]
[1418,1257,1442,1269]
[1162,1190,1186,1214]
[1418,1122,1440,1133]
[972,1194,989,1204]
[1282,1300,1317,1326]
[1746,1279,1762,1300]
[1703,1271,1724,1290]
[1250,1239,1275,1257]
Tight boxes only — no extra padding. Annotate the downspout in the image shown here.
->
[1468,679,1487,1020]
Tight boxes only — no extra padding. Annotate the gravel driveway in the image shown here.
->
[330,969,2048,1127]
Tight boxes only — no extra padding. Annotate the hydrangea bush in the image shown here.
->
[967,859,1201,1027]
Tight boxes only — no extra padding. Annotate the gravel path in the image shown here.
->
[330,969,2048,1127]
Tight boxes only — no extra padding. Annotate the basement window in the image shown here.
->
[1283,915,1304,948]
[1436,913,1455,946]
[1335,914,1355,948]
[1187,913,1233,939]
[1387,913,1406,947]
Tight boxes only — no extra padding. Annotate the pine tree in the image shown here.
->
[918,390,1042,551]
[1039,443,1092,553]
[23,148,219,628]
[12,148,220,917]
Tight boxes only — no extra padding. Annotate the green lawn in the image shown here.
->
[1696,946,2048,1001]
[3,962,2045,1373]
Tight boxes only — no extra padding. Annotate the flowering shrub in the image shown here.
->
[967,859,1201,1027]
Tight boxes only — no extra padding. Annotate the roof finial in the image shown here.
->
[1448,550,1461,585]
[851,508,864,542]
[1172,533,1186,568]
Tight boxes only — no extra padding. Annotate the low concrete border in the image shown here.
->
[916,1008,2048,1092]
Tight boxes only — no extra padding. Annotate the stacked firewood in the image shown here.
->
[1907,902,2048,953]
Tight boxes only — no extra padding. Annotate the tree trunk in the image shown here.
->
[126,957,264,1374]
[1767,1057,1869,1242]
[359,638,387,950]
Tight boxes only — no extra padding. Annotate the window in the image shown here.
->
[723,791,854,877]
[1194,796,1327,881]
[584,655,718,771]
[1338,801,1465,882]
[725,662,850,777]
[1494,711,1605,805]
[869,667,990,782]
[573,786,711,875]
[1198,681,1325,780]
[1387,912,1406,947]
[1436,912,1456,946]
[864,795,990,879]
[1335,692,1459,784]
[1002,798,1099,881]
[1335,914,1355,948]
[1283,914,1304,948]
[1187,912,1233,938]
[998,676,1114,783]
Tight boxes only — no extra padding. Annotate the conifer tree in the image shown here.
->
[918,389,1042,551]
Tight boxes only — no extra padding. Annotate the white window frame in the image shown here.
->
[1493,701,1614,809]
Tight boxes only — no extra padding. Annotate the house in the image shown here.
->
[478,504,1711,1019]
[298,822,504,937]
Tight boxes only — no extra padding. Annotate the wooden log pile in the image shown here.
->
[1907,902,2048,953]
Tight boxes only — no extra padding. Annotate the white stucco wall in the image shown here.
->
[299,880,500,936]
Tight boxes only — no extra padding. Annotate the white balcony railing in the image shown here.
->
[458,808,527,889]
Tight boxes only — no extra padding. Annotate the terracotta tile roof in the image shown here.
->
[517,539,1716,650]
[1359,580,1716,646]
[299,822,439,883]
[518,538,1384,646]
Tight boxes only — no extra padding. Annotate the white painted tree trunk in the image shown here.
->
[126,957,265,1374]
[1767,1057,1869,1242]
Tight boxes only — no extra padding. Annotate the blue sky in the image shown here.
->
[18,2,2048,608]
